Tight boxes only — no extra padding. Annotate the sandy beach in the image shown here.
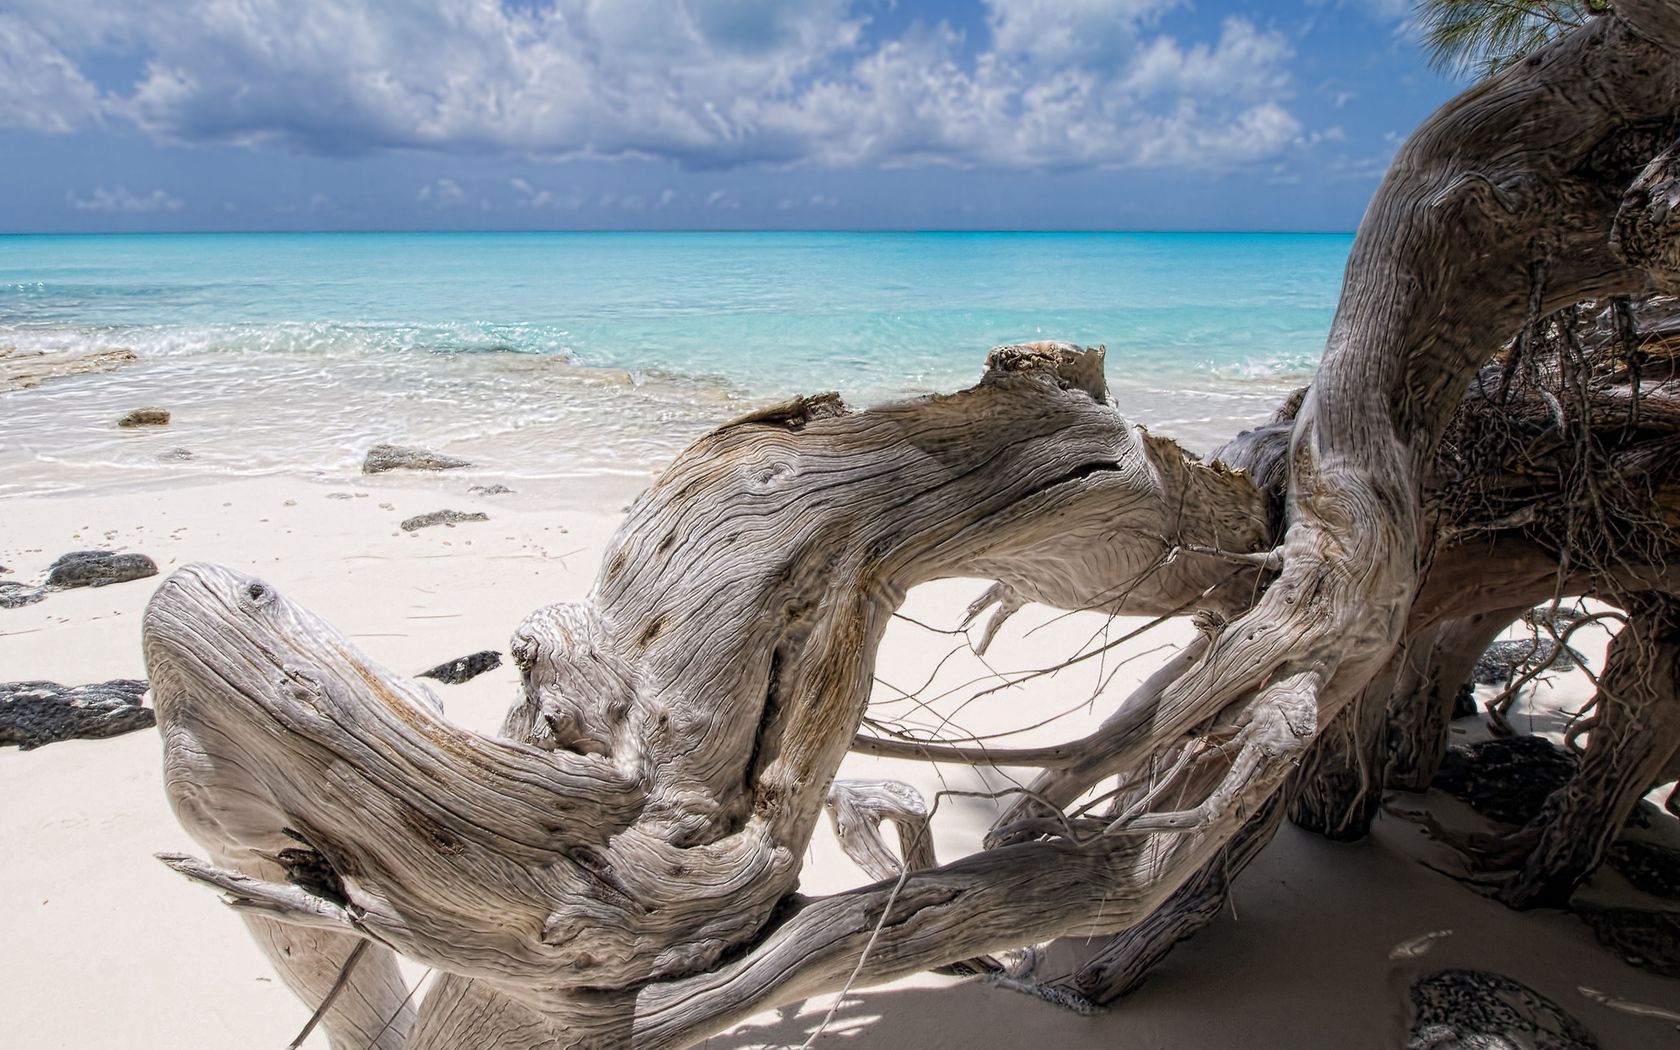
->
[3,459,1677,1048]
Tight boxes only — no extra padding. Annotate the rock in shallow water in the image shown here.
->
[0,679,155,750]
[1408,969,1597,1050]
[44,550,159,589]
[1433,736,1578,826]
[363,443,473,474]
[401,509,489,532]
[117,407,170,427]
[418,650,502,684]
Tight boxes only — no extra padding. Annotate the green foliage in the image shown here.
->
[1416,0,1604,80]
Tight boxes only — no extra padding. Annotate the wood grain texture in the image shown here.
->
[144,10,1680,1047]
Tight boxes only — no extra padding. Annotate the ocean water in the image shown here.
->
[0,232,1350,497]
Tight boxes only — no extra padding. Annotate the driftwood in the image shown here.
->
[1491,593,1680,908]
[145,8,1680,1047]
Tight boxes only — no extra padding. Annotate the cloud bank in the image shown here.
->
[2,0,1302,172]
[65,186,185,212]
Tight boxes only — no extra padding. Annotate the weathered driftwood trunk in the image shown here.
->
[146,7,1680,1047]
[1386,610,1525,790]
[1498,592,1680,908]
[1064,794,1285,1004]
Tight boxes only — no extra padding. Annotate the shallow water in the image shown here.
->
[0,232,1349,496]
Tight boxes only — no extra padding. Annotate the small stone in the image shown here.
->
[401,510,489,532]
[362,443,473,474]
[44,550,160,589]
[1,679,155,750]
[468,483,515,495]
[157,447,194,462]
[0,581,45,609]
[1407,969,1597,1050]
[326,492,355,500]
[117,408,170,428]
[418,650,503,685]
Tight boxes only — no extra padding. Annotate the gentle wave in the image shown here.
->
[0,324,761,498]
[0,319,1317,499]
[0,319,585,361]
[0,232,1350,496]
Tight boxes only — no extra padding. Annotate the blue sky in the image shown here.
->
[0,0,1455,233]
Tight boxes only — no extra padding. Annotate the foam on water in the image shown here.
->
[0,232,1348,497]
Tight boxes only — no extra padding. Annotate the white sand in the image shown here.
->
[2,472,1677,1048]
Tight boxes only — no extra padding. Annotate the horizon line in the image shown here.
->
[0,226,1359,238]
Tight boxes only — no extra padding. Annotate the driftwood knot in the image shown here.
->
[985,342,1108,401]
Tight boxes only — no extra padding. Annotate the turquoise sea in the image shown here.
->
[0,232,1350,496]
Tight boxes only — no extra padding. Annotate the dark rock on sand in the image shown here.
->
[1607,841,1680,901]
[117,408,170,427]
[44,550,159,589]
[1407,969,1597,1050]
[0,581,46,608]
[419,650,503,684]
[1433,736,1577,826]
[469,483,514,495]
[1452,682,1478,720]
[401,509,489,532]
[1472,638,1581,685]
[1572,903,1680,978]
[1,679,155,750]
[1521,605,1590,634]
[363,443,473,474]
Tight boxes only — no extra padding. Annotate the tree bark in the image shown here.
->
[1498,592,1680,908]
[1386,609,1527,791]
[1067,794,1284,1004]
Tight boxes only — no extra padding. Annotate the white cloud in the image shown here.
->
[65,185,184,212]
[0,14,104,132]
[510,177,584,210]
[986,0,1176,68]
[4,0,1304,173]
[417,177,467,204]
[509,177,552,209]
[1121,18,1292,100]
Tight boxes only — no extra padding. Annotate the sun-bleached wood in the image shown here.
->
[146,9,1680,1047]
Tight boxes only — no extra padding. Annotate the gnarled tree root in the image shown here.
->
[144,6,1680,1046]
